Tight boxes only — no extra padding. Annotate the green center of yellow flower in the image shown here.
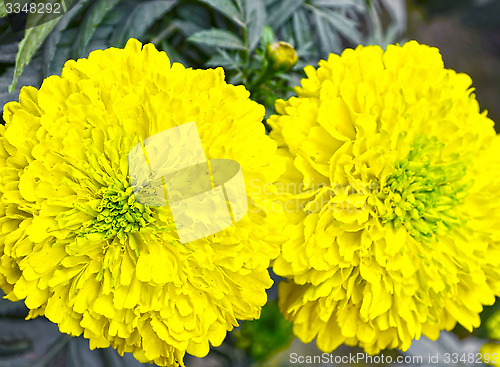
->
[377,136,470,241]
[78,180,156,244]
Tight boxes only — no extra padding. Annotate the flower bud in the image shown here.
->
[266,41,298,71]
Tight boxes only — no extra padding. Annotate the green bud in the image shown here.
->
[266,41,298,71]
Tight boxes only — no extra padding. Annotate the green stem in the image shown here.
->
[247,61,273,93]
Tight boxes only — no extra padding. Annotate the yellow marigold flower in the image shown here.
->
[269,41,500,354]
[0,39,285,366]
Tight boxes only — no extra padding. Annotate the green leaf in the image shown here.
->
[0,2,7,18]
[24,0,79,29]
[245,0,266,51]
[310,0,363,8]
[199,0,244,27]
[9,3,64,92]
[160,40,188,65]
[205,49,240,70]
[43,28,77,77]
[205,54,233,68]
[313,10,341,55]
[259,25,275,49]
[1,57,43,109]
[292,9,311,50]
[267,0,305,29]
[110,0,177,47]
[70,0,122,59]
[321,8,363,44]
[79,1,140,56]
[171,19,203,37]
[43,0,89,76]
[381,0,407,39]
[188,28,245,50]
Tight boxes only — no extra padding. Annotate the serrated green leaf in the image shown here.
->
[70,0,122,59]
[267,0,305,29]
[111,0,177,47]
[188,28,245,50]
[199,0,244,27]
[9,4,64,92]
[245,0,266,51]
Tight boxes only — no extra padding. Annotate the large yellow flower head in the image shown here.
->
[0,39,285,366]
[269,41,500,354]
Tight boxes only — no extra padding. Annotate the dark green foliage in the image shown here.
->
[0,0,406,113]
[233,301,294,362]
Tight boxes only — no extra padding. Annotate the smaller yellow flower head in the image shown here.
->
[0,39,286,366]
[268,41,500,354]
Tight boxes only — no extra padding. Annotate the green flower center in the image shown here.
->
[77,180,156,244]
[377,136,470,241]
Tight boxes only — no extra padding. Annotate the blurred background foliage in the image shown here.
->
[0,0,406,118]
[0,0,499,366]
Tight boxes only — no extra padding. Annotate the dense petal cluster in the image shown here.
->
[269,41,500,354]
[0,39,285,366]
